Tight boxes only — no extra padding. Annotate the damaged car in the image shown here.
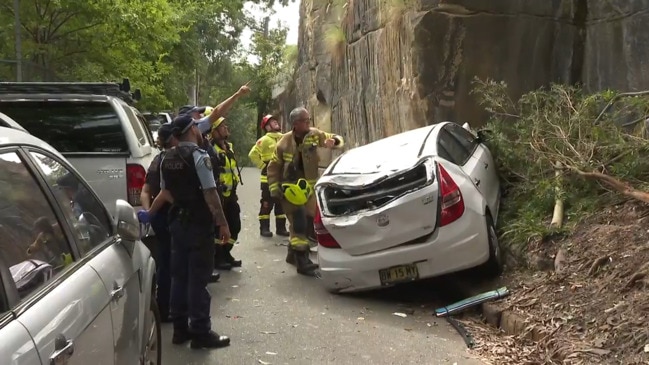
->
[313,121,503,293]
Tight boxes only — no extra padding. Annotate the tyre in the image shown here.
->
[481,213,504,277]
[142,297,162,365]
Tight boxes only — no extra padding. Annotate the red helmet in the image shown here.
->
[260,114,275,130]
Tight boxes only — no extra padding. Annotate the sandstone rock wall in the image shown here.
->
[283,0,649,155]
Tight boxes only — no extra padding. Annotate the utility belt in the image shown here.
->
[168,204,210,226]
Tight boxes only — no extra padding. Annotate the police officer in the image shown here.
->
[249,114,290,238]
[156,114,231,349]
[139,123,179,322]
[210,116,243,270]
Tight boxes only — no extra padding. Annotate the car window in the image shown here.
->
[29,152,112,256]
[0,101,128,153]
[437,128,471,165]
[136,112,155,146]
[446,123,479,156]
[0,151,74,301]
[123,106,147,146]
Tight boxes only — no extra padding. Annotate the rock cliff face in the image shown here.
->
[278,0,649,157]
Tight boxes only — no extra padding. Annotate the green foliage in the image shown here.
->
[324,25,345,63]
[0,0,297,111]
[471,78,649,256]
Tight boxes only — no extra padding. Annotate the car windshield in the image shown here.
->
[0,100,128,153]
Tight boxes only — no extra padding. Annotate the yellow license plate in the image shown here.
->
[379,264,419,285]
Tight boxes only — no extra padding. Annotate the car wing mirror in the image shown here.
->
[115,199,138,255]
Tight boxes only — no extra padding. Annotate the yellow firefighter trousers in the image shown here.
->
[280,195,317,250]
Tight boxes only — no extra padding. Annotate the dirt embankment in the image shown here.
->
[463,201,649,364]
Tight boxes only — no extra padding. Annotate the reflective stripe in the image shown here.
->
[289,236,309,247]
[269,182,279,190]
[228,238,236,244]
[260,175,268,183]
[259,215,271,220]
[282,155,293,163]
[276,214,286,219]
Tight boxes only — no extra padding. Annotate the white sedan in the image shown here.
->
[313,121,503,293]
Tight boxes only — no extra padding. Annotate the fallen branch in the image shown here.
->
[568,168,649,204]
[550,161,564,229]
[594,90,649,124]
[588,256,610,276]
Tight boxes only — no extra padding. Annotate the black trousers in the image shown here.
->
[258,182,285,221]
[169,218,214,334]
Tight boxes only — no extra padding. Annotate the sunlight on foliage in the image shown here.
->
[324,25,346,65]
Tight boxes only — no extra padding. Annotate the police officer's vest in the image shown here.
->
[161,145,211,224]
[213,141,239,198]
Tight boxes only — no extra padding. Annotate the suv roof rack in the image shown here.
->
[0,78,141,105]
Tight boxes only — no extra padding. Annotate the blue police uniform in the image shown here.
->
[160,115,230,349]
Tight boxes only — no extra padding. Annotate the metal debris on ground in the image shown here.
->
[446,316,475,349]
[392,312,408,318]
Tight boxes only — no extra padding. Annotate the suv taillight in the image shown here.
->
[437,163,465,226]
[127,163,146,206]
[314,203,341,248]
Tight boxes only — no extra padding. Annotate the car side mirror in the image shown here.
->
[115,199,138,254]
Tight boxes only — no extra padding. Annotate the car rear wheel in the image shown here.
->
[481,213,504,277]
[142,297,162,365]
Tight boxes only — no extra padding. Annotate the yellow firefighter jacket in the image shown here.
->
[267,127,345,196]
[248,131,283,183]
[213,141,240,198]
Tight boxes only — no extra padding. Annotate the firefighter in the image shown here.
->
[210,116,243,270]
[267,107,344,276]
[248,114,289,238]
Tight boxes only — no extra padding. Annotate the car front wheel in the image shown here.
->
[142,297,162,365]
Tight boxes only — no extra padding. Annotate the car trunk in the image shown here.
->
[319,163,440,256]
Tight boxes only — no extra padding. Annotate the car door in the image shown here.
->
[0,148,115,365]
[0,257,41,365]
[27,149,142,363]
[444,123,501,216]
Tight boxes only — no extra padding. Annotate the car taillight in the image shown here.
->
[127,164,146,206]
[437,163,464,226]
[314,203,341,248]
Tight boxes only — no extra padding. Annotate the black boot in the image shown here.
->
[276,217,290,237]
[209,270,220,283]
[224,243,242,267]
[190,330,230,349]
[293,248,318,277]
[285,244,296,266]
[260,219,273,238]
[214,244,232,271]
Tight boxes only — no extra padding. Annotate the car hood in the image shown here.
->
[318,126,434,187]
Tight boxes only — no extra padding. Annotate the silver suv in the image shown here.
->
[0,126,160,364]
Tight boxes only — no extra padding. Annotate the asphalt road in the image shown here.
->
[162,167,486,365]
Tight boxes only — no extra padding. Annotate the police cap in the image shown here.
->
[172,114,198,136]
[178,105,206,116]
[158,123,175,144]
